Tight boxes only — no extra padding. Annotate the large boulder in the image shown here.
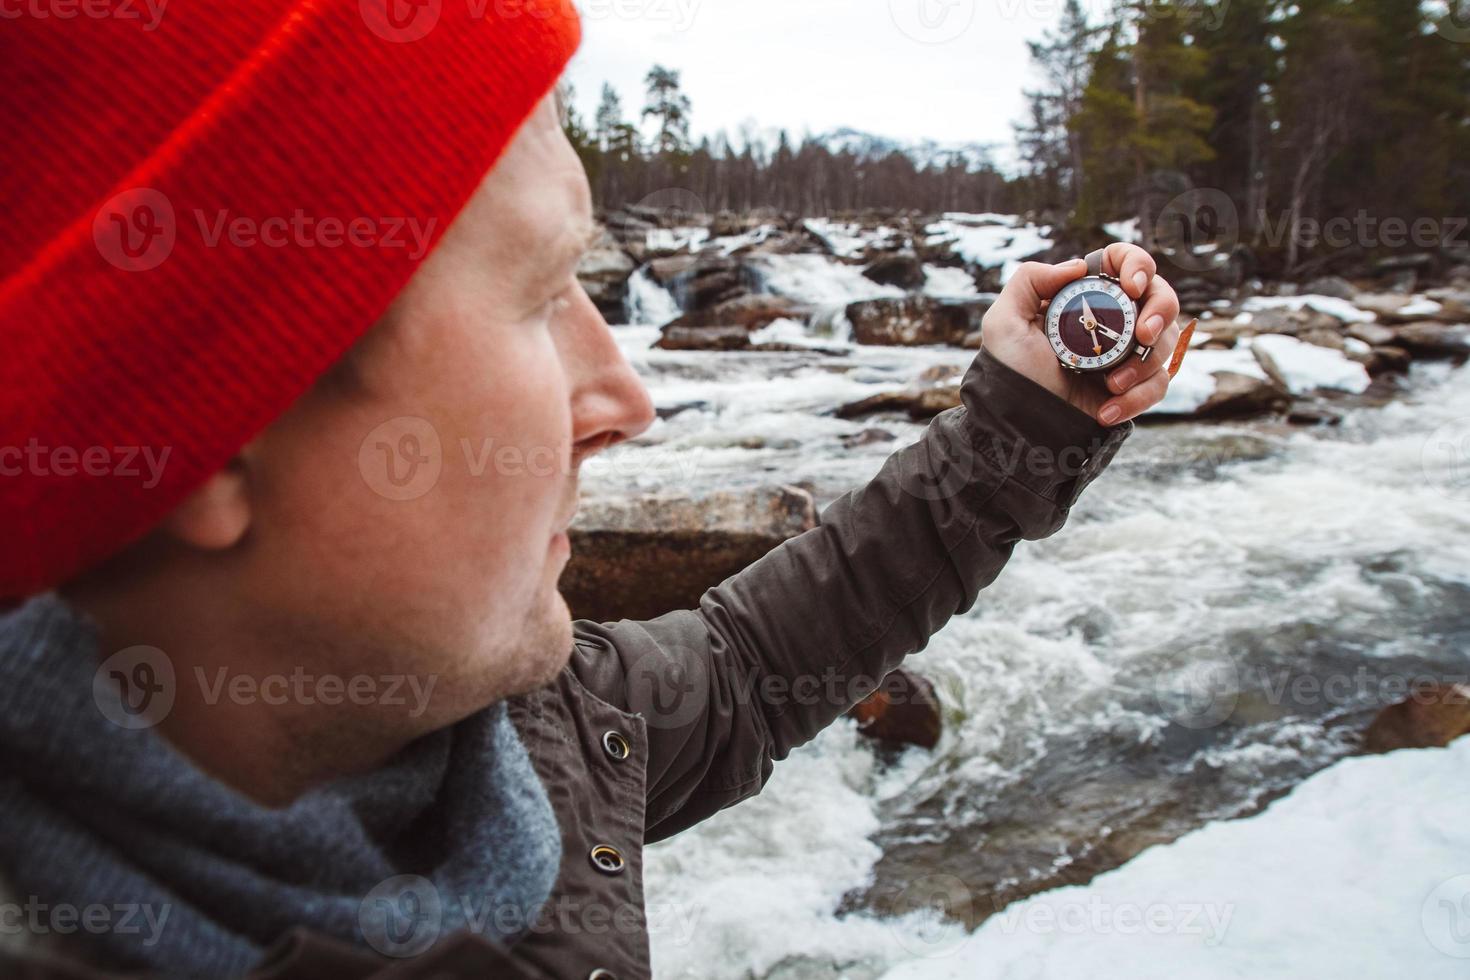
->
[847,668,942,750]
[1392,321,1470,359]
[1361,684,1470,754]
[658,255,747,313]
[654,325,753,352]
[1193,371,1292,420]
[560,486,819,623]
[846,296,992,347]
[667,293,813,332]
[836,385,961,421]
[862,252,927,290]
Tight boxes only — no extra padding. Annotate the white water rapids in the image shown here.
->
[579,253,1470,979]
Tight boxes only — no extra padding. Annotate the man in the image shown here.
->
[0,2,1180,978]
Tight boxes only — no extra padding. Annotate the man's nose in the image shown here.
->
[562,285,656,465]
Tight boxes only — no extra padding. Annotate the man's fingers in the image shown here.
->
[1098,364,1170,426]
[1106,320,1181,395]
[1136,274,1181,347]
[992,259,1087,321]
[1101,242,1159,300]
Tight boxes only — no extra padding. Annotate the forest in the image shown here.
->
[561,0,1470,276]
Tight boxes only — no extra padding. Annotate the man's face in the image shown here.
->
[234,97,654,727]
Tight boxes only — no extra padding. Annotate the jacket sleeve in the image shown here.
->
[568,347,1133,842]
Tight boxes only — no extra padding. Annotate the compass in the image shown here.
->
[1044,255,1154,374]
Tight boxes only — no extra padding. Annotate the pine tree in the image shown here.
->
[1015,0,1100,218]
[642,66,693,158]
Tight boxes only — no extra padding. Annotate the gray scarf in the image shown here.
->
[0,594,562,978]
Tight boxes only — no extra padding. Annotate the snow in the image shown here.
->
[879,738,1470,980]
[1103,218,1141,243]
[1241,294,1378,324]
[803,218,900,260]
[1251,334,1372,395]
[925,214,1054,284]
[1399,297,1444,318]
[922,265,982,299]
[646,226,710,254]
[708,224,778,256]
[1146,346,1268,416]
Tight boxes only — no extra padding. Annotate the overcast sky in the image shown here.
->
[564,0,1072,162]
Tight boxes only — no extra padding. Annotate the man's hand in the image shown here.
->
[980,242,1183,427]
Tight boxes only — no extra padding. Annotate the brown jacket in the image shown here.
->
[5,348,1129,980]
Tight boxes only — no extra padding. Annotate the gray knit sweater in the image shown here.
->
[0,594,562,978]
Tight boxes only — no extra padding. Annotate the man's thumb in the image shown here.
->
[996,258,1086,317]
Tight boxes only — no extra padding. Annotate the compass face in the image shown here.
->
[1046,277,1137,372]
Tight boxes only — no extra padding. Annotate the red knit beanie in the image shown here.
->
[0,0,582,597]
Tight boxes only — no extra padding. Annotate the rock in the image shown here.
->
[659,255,746,312]
[1303,276,1356,300]
[1392,321,1470,359]
[646,254,698,286]
[1423,288,1470,324]
[1380,269,1418,294]
[561,486,818,623]
[1242,307,1342,336]
[668,293,813,332]
[1352,293,1442,324]
[835,385,961,421]
[575,230,636,325]
[840,427,896,449]
[1372,252,1434,274]
[1297,327,1346,351]
[1193,371,1292,420]
[1346,321,1396,347]
[1287,405,1343,426]
[846,296,992,347]
[654,325,752,351]
[1361,684,1470,754]
[710,211,760,238]
[862,252,927,290]
[916,364,962,384]
[847,668,942,750]
[655,400,708,421]
[961,329,984,350]
[1365,345,1412,375]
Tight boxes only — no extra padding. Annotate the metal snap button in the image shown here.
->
[589,844,626,876]
[602,730,630,762]
[587,971,618,980]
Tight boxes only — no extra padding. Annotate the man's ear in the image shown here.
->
[160,457,252,550]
